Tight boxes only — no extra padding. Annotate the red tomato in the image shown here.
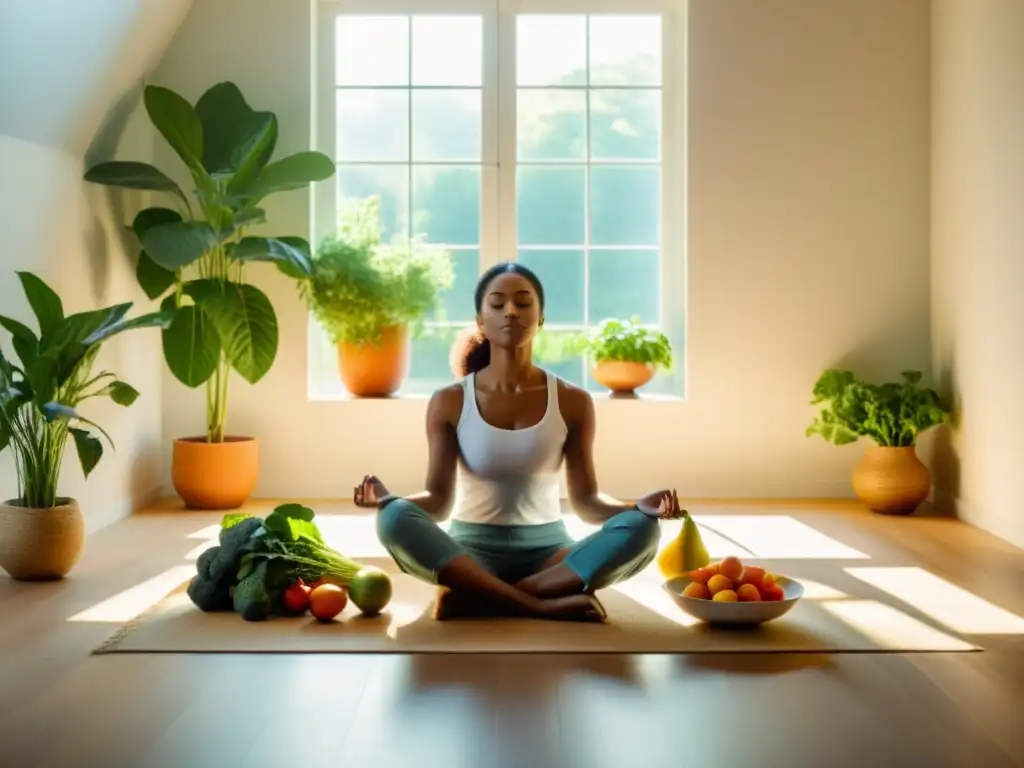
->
[283,581,311,613]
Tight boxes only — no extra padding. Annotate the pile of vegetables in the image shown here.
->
[187,502,392,622]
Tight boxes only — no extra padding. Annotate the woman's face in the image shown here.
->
[476,271,543,349]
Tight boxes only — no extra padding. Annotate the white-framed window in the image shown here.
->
[310,0,685,398]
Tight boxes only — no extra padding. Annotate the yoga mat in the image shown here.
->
[93,559,980,655]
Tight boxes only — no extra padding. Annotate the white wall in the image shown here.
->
[930,0,1024,549]
[154,0,932,501]
[0,0,191,533]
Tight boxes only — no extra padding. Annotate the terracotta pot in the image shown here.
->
[591,360,656,393]
[0,498,85,580]
[172,436,259,510]
[851,445,932,515]
[337,324,410,397]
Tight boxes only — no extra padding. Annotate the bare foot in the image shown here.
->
[538,593,608,623]
[433,588,607,623]
[433,587,504,620]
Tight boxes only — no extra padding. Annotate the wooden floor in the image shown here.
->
[2,499,1023,768]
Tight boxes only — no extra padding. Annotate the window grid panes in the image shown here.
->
[317,9,672,396]
[515,13,663,389]
[327,14,485,396]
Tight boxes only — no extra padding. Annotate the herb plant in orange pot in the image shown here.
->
[304,197,453,397]
[581,317,673,395]
[807,369,950,515]
[84,82,335,509]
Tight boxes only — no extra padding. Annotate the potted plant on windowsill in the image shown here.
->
[0,272,172,580]
[303,196,453,397]
[578,317,673,395]
[806,369,950,515]
[84,82,335,509]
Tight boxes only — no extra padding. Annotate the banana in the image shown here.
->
[657,512,710,579]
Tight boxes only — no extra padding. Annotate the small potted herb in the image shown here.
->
[303,197,453,396]
[806,369,950,514]
[579,317,673,394]
[0,272,172,579]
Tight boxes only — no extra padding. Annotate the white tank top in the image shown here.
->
[451,370,568,526]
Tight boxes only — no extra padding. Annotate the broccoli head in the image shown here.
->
[233,560,271,621]
[187,573,233,612]
[187,545,235,611]
[209,517,263,582]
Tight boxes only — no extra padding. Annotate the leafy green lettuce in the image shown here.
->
[806,369,949,447]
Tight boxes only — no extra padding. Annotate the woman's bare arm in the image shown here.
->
[562,384,637,525]
[391,386,461,521]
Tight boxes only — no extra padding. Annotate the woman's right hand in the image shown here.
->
[354,474,392,508]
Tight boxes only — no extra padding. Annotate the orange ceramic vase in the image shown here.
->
[592,361,656,394]
[172,436,259,510]
[337,325,410,397]
[851,445,932,515]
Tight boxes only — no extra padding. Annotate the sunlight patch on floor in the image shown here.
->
[691,515,870,560]
[186,524,221,540]
[185,539,217,560]
[610,570,699,627]
[387,600,432,638]
[67,565,195,623]
[845,566,1024,635]
[795,578,849,600]
[820,599,976,651]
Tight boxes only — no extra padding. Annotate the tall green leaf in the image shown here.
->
[160,300,220,388]
[131,206,183,239]
[194,81,278,189]
[144,85,204,172]
[44,305,130,357]
[0,316,35,343]
[233,207,267,228]
[16,272,64,341]
[231,236,312,277]
[27,357,58,407]
[70,428,103,478]
[201,283,278,384]
[136,252,177,300]
[83,311,175,346]
[0,316,39,368]
[102,381,140,406]
[83,161,187,204]
[273,237,315,280]
[244,151,335,200]
[142,221,220,271]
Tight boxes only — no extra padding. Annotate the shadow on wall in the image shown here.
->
[83,82,148,305]
[84,82,144,170]
[927,360,962,514]
[826,318,932,383]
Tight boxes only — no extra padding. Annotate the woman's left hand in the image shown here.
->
[636,489,685,519]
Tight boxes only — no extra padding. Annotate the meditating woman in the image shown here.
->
[354,262,683,622]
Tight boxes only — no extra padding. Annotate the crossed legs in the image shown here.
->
[376,500,660,621]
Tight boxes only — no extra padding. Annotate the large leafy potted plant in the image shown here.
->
[84,82,335,509]
[807,369,950,514]
[303,197,453,397]
[0,272,172,580]
[578,317,673,394]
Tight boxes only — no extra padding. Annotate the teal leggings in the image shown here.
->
[376,499,660,591]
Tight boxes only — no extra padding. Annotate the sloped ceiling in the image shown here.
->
[0,0,193,156]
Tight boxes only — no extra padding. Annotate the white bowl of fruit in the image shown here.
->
[662,556,803,626]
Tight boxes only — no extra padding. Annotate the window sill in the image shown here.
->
[308,389,685,404]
